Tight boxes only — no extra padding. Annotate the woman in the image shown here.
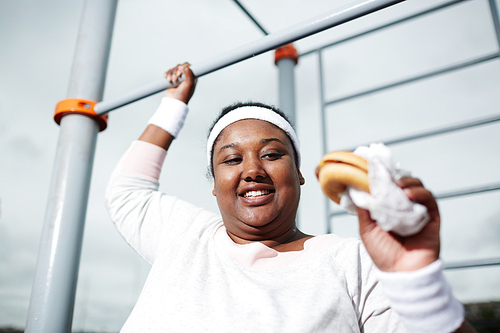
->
[106,63,475,332]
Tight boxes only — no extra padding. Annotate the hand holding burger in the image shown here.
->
[315,148,439,272]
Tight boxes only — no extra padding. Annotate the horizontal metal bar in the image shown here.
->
[329,182,500,218]
[329,209,351,217]
[342,112,500,152]
[94,0,404,114]
[324,52,500,107]
[434,183,500,200]
[443,257,500,270]
[300,0,467,57]
[233,0,268,35]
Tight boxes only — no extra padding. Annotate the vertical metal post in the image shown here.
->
[317,49,332,234]
[25,1,117,332]
[274,44,299,226]
[275,44,299,126]
[277,57,297,124]
[488,0,500,49]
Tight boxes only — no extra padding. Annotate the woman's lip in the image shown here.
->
[239,191,274,206]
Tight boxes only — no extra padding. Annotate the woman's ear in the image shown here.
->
[297,168,305,185]
[212,186,216,197]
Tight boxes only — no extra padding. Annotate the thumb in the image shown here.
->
[356,206,377,236]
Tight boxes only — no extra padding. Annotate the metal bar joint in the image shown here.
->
[54,98,108,132]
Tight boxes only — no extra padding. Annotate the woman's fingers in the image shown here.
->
[175,62,191,82]
[164,67,174,82]
[164,71,172,82]
[164,62,196,104]
[395,176,423,189]
[179,63,194,83]
[396,177,441,224]
[396,177,434,208]
[403,185,433,203]
[164,62,191,83]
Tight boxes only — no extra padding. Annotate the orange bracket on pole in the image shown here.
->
[54,99,108,132]
[274,44,299,65]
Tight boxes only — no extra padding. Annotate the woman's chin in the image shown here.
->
[238,208,280,228]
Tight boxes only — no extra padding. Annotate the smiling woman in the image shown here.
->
[105,63,475,332]
[210,114,307,250]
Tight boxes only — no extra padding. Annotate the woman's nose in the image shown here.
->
[242,156,266,181]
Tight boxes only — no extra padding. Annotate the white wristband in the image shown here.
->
[376,259,464,333]
[148,97,189,138]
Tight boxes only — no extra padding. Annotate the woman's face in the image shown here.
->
[211,119,305,242]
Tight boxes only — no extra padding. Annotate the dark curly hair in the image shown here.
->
[207,101,298,178]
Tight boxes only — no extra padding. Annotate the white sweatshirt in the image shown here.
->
[105,140,407,332]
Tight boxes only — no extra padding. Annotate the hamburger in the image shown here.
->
[315,151,370,204]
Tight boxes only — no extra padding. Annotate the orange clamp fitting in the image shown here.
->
[274,44,299,65]
[54,98,108,132]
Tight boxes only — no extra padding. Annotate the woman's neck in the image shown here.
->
[226,227,313,252]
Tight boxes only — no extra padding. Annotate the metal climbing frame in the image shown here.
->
[94,0,404,114]
[26,1,404,332]
[305,0,500,270]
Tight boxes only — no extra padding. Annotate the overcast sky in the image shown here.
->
[1,0,500,331]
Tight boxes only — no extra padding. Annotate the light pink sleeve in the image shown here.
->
[116,140,167,182]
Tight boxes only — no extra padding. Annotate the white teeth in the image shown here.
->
[243,190,271,198]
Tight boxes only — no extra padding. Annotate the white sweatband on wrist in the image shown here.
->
[206,106,301,176]
[148,97,188,138]
[376,259,464,333]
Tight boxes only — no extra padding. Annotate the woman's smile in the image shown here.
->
[239,188,275,206]
[238,183,275,202]
[241,189,274,199]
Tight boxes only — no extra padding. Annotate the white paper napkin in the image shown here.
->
[339,143,430,236]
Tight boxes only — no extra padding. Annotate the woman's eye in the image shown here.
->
[263,153,283,160]
[223,157,242,165]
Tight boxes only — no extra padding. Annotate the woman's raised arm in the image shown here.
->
[139,62,197,150]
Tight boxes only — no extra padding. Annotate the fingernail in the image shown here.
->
[403,188,412,197]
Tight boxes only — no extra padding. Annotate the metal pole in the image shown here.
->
[25,1,117,332]
[324,52,500,107]
[277,58,297,124]
[488,0,500,49]
[233,0,269,35]
[443,257,500,270]
[434,183,500,200]
[317,50,332,234]
[275,45,299,126]
[342,112,500,151]
[329,182,500,218]
[299,0,467,57]
[95,0,404,114]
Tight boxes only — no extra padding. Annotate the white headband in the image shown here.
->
[207,106,301,175]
